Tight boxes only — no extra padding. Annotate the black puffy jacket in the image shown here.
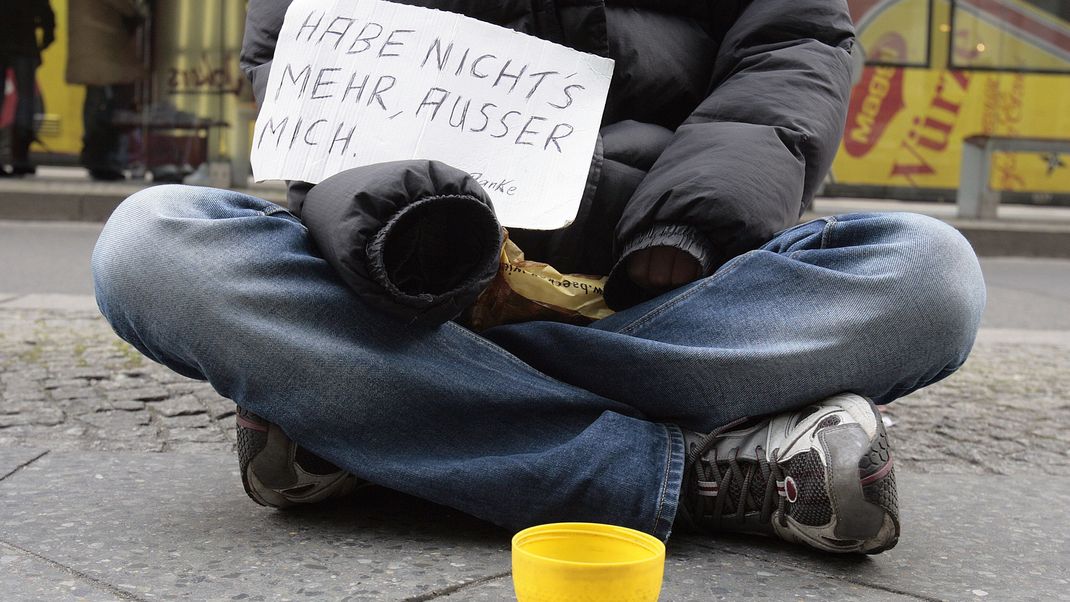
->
[241,0,855,319]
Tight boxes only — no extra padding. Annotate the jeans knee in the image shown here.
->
[884,213,986,369]
[92,186,202,323]
[94,187,169,272]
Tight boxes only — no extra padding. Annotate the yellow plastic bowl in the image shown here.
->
[512,522,666,602]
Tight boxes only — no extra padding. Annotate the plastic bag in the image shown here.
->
[461,229,613,331]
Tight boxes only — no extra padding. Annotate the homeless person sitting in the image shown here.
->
[91,0,985,554]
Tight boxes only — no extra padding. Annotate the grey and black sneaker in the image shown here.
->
[235,406,365,508]
[678,393,899,554]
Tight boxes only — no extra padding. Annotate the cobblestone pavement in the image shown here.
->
[0,309,236,454]
[2,308,1068,476]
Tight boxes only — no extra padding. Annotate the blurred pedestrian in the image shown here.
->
[0,0,55,177]
[66,0,147,181]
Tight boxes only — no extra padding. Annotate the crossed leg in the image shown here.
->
[91,185,984,540]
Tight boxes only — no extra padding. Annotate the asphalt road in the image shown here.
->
[2,219,1069,330]
[0,220,103,296]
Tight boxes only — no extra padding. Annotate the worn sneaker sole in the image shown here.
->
[858,401,900,554]
[236,407,273,506]
[235,406,365,508]
[246,463,362,508]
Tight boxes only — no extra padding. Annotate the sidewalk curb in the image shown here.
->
[0,186,286,222]
[3,189,1069,258]
[946,220,1070,258]
[798,211,1070,258]
[0,293,100,311]
[0,192,128,222]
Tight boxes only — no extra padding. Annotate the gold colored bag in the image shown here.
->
[462,230,613,331]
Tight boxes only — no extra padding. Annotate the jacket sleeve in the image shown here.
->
[604,0,856,309]
[240,0,293,106]
[301,160,504,326]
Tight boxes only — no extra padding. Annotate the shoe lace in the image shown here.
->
[683,419,788,529]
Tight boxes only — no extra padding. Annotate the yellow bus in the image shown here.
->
[833,0,1070,201]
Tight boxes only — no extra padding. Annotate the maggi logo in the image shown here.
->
[844,33,908,158]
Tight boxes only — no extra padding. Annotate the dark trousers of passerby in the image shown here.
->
[81,84,133,180]
[0,56,39,174]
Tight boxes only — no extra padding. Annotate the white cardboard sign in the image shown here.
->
[251,0,614,230]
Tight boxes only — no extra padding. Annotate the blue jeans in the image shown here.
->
[91,185,986,540]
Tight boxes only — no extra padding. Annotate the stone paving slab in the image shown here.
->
[0,446,47,482]
[681,471,1070,602]
[447,472,1070,601]
[0,452,511,601]
[441,548,919,601]
[2,451,1067,601]
[1,541,121,602]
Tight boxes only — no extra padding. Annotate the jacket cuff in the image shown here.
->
[603,223,716,310]
[366,194,503,325]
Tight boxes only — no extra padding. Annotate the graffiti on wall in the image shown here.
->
[166,53,245,96]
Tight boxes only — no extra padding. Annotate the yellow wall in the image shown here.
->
[34,0,85,156]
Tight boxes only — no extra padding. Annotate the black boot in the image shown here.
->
[10,128,36,176]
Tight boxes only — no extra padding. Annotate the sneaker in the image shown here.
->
[678,393,899,554]
[235,406,365,508]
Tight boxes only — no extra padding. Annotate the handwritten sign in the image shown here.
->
[251,0,614,230]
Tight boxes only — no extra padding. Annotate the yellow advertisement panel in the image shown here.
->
[833,0,1070,194]
[33,0,85,156]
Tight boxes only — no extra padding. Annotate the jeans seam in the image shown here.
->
[618,251,753,335]
[819,215,839,249]
[261,204,289,215]
[261,206,308,231]
[651,425,673,533]
[652,424,684,539]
